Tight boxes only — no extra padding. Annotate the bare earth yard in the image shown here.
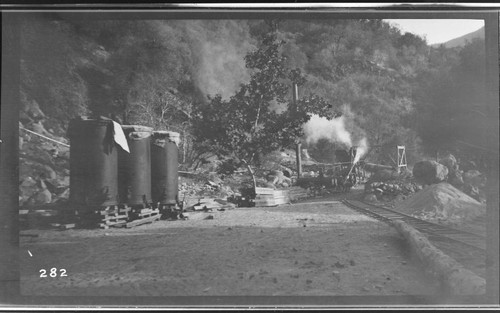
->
[20,201,442,297]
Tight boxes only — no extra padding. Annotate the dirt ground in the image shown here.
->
[20,189,442,298]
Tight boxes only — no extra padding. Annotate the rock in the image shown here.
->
[21,92,46,121]
[439,154,459,172]
[54,187,70,201]
[41,165,58,180]
[26,188,52,207]
[463,184,481,202]
[398,168,413,179]
[207,172,223,185]
[463,170,485,188]
[395,194,406,202]
[413,160,449,185]
[364,194,377,202]
[448,170,464,188]
[20,176,37,187]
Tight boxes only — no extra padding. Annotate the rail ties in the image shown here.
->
[342,199,486,252]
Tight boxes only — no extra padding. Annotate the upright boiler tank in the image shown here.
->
[68,118,119,207]
[151,131,180,207]
[118,125,153,207]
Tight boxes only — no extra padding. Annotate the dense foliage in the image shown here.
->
[19,16,491,170]
[192,31,337,171]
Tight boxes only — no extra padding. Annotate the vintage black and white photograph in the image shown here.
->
[3,5,498,308]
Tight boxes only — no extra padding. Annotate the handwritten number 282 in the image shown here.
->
[39,268,67,278]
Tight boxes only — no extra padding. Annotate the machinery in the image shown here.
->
[296,146,360,192]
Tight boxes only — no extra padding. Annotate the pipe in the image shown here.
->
[363,162,394,173]
[20,126,70,147]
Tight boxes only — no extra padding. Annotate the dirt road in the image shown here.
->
[20,200,441,298]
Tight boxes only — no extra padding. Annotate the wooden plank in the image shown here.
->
[59,223,75,230]
[255,187,275,195]
[138,210,160,218]
[100,220,127,228]
[273,190,289,197]
[126,214,160,228]
[102,214,128,221]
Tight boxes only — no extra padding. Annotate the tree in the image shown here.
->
[192,31,336,176]
[414,38,488,168]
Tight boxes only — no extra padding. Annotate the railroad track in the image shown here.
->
[342,199,486,252]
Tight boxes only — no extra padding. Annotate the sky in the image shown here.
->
[383,19,485,45]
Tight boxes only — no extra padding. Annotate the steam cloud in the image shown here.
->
[303,113,369,163]
[303,114,352,147]
[353,137,368,164]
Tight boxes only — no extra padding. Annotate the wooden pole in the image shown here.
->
[292,82,302,178]
[296,143,302,178]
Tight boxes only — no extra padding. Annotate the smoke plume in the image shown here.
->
[353,137,368,164]
[303,114,352,147]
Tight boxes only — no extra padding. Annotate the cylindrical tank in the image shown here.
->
[151,131,180,205]
[118,125,153,206]
[68,118,119,206]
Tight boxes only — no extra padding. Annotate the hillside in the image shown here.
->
[17,16,492,207]
[432,26,484,48]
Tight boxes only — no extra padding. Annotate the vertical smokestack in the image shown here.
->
[350,146,358,165]
[293,83,302,178]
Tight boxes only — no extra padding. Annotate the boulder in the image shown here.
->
[25,188,52,207]
[413,160,449,185]
[463,170,485,188]
[448,170,464,188]
[20,91,46,121]
[439,154,459,173]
